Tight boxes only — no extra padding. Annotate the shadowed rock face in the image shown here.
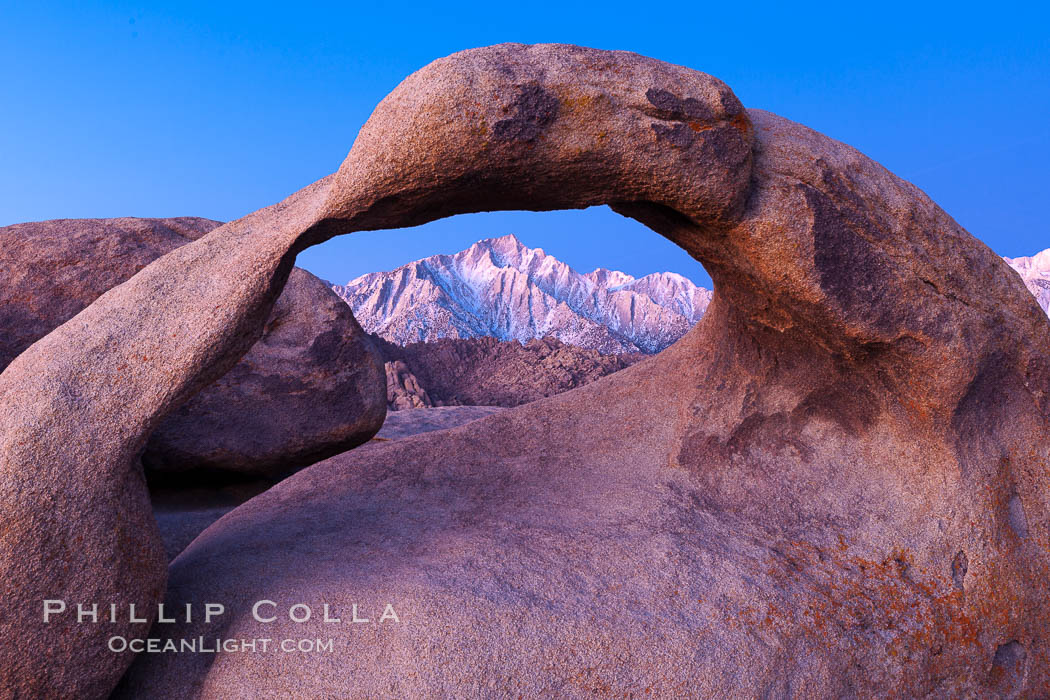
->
[2,43,1049,698]
[0,217,386,479]
[142,266,385,478]
[151,406,507,563]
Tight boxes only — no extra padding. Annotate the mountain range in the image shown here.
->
[334,235,1050,354]
[332,234,711,354]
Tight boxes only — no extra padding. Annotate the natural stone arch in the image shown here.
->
[2,43,1049,698]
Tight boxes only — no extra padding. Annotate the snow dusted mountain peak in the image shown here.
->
[585,268,636,288]
[480,233,530,256]
[1006,248,1050,276]
[1005,248,1050,313]
[450,234,551,278]
[332,236,712,353]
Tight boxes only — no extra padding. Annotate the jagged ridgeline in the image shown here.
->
[332,234,711,354]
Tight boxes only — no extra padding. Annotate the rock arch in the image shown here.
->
[2,43,1049,697]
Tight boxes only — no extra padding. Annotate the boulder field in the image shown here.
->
[1,43,1048,698]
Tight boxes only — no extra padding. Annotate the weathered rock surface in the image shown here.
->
[4,43,1049,698]
[375,333,644,409]
[0,217,221,370]
[335,233,710,353]
[0,217,386,479]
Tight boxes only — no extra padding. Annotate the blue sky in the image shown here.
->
[1,2,1046,288]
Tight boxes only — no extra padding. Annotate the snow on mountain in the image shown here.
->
[332,234,713,354]
[1005,249,1050,314]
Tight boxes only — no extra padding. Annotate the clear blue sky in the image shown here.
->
[1,2,1046,289]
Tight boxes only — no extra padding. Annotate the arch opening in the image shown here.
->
[296,205,714,292]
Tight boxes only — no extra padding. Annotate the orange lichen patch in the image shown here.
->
[741,536,1047,694]
[688,121,713,133]
[899,393,932,423]
[730,112,751,136]
[556,90,601,116]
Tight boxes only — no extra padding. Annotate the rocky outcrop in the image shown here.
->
[0,217,386,480]
[334,234,710,353]
[384,359,433,409]
[375,333,644,408]
[5,43,1050,698]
